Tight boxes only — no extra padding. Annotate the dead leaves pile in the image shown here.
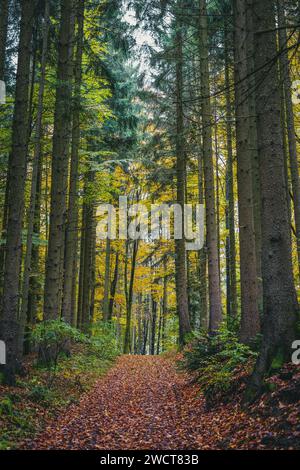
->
[22,356,300,450]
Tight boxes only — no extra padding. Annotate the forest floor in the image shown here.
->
[20,355,300,450]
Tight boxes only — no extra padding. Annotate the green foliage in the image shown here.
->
[27,385,55,406]
[31,320,86,363]
[31,320,85,347]
[90,321,121,360]
[30,320,88,386]
[30,320,120,387]
[0,397,13,417]
[180,325,258,405]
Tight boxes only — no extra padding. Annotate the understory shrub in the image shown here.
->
[30,320,120,387]
[180,325,258,405]
[89,321,121,360]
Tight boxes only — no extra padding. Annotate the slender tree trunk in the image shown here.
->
[150,293,157,355]
[233,0,260,343]
[277,1,300,279]
[102,237,111,321]
[89,219,97,324]
[26,151,43,351]
[0,0,9,80]
[246,0,299,400]
[136,293,142,354]
[81,205,95,332]
[175,9,192,344]
[246,0,263,313]
[0,164,10,293]
[80,171,96,332]
[62,0,85,323]
[162,257,168,351]
[77,203,86,329]
[156,301,163,355]
[142,314,149,356]
[278,49,292,226]
[197,141,208,329]
[224,25,237,321]
[44,0,74,320]
[214,98,221,282]
[18,0,50,359]
[108,252,119,320]
[124,239,139,353]
[198,0,222,332]
[0,0,36,384]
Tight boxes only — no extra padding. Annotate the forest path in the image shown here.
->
[27,355,206,450]
[25,355,269,450]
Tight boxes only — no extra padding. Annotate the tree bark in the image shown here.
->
[198,0,222,332]
[0,0,36,384]
[0,0,9,80]
[175,7,192,344]
[80,171,96,332]
[224,24,237,321]
[197,139,208,329]
[108,252,119,320]
[277,1,300,279]
[77,202,86,329]
[246,0,263,313]
[44,0,74,320]
[233,0,260,343]
[19,0,50,359]
[102,237,111,321]
[246,0,299,400]
[62,0,85,323]
[124,239,139,353]
[150,287,157,355]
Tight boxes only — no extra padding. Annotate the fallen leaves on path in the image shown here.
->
[22,355,300,450]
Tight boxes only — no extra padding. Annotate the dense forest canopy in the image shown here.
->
[0,0,299,412]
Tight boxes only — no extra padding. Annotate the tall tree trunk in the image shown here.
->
[277,1,300,279]
[62,0,85,323]
[108,252,119,320]
[197,142,208,329]
[26,151,43,350]
[0,0,9,80]
[278,45,292,227]
[89,220,97,324]
[0,0,35,384]
[77,202,86,329]
[156,303,163,355]
[175,8,191,344]
[142,312,149,356]
[80,171,96,332]
[246,0,263,313]
[198,0,222,332]
[233,0,260,343]
[162,257,168,351]
[224,24,237,321]
[246,0,299,399]
[19,0,50,359]
[214,98,221,282]
[102,237,111,321]
[0,0,13,293]
[44,0,74,320]
[150,292,157,355]
[124,239,139,353]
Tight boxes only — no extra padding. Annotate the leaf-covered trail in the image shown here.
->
[24,355,279,450]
